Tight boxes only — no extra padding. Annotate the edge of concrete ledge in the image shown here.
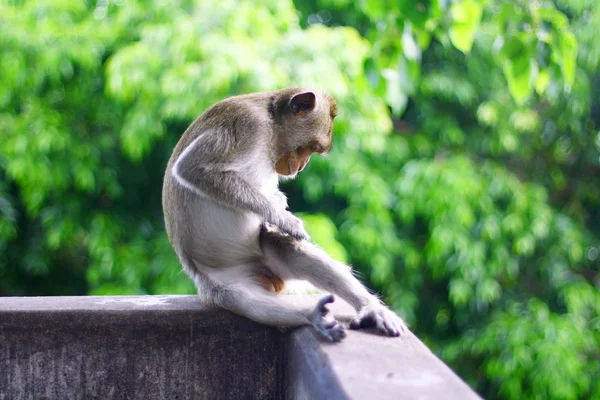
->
[0,295,482,400]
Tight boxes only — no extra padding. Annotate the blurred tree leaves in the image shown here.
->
[1,0,599,399]
[449,0,483,53]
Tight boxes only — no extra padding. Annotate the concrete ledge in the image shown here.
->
[0,295,480,399]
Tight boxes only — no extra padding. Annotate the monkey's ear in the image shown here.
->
[290,92,316,114]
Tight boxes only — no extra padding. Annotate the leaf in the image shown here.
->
[500,37,535,104]
[559,32,577,85]
[515,235,535,256]
[358,0,387,20]
[449,0,483,54]
[535,69,551,95]
[74,165,96,192]
[449,278,473,307]
[501,36,527,60]
[479,279,501,303]
[382,63,408,117]
[504,57,534,104]
[538,6,569,29]
[402,26,421,61]
[477,102,500,126]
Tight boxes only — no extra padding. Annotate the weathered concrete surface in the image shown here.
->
[0,296,285,400]
[287,329,480,400]
[0,295,481,400]
[283,296,480,400]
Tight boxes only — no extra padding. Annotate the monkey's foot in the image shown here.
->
[310,295,346,342]
[350,304,408,337]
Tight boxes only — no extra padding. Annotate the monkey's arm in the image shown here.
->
[172,133,308,239]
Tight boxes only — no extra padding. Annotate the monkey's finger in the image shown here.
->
[381,321,400,337]
[323,319,338,329]
[358,314,377,329]
[316,320,346,342]
[328,324,346,342]
[350,318,361,330]
[319,294,335,305]
[317,294,335,314]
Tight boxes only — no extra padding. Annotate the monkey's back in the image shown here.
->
[162,94,277,275]
[162,161,265,271]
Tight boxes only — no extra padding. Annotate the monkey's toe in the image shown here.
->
[316,294,335,314]
[325,321,346,342]
[315,319,346,342]
[350,314,375,329]
[350,305,407,338]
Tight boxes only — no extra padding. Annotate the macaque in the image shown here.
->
[162,88,406,341]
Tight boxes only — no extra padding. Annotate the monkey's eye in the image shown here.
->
[309,144,321,152]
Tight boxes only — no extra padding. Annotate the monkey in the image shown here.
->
[162,87,407,342]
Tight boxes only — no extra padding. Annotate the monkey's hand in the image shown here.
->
[309,295,346,342]
[274,210,310,241]
[350,304,408,337]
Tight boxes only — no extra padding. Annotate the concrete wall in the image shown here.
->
[0,295,480,400]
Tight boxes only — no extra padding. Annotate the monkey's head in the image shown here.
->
[270,88,337,177]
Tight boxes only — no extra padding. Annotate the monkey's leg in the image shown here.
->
[214,282,346,342]
[260,226,407,337]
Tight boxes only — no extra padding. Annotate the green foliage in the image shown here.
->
[494,1,579,103]
[449,0,483,53]
[1,0,599,399]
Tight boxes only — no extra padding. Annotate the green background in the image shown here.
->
[1,0,598,398]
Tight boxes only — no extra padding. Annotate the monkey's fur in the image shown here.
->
[162,88,406,341]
